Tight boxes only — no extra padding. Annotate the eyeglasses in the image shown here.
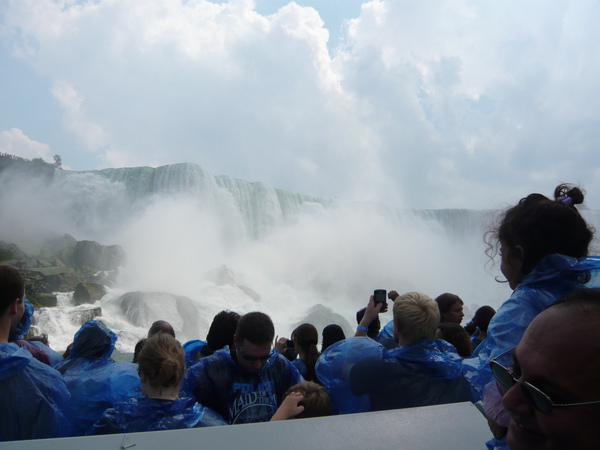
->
[238,348,272,362]
[490,348,600,414]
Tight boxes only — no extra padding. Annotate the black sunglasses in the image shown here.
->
[490,348,600,414]
[238,348,272,362]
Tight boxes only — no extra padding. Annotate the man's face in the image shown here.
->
[502,308,600,450]
[234,337,272,373]
[442,302,464,324]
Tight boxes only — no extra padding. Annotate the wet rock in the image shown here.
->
[36,293,58,308]
[72,240,125,271]
[73,282,107,305]
[68,307,103,326]
[119,291,211,343]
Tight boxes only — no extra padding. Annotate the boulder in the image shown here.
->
[72,240,126,271]
[73,282,107,305]
[35,293,58,308]
[293,304,354,339]
[68,307,102,326]
[119,291,211,343]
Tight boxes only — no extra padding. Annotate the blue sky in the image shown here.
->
[1,0,600,209]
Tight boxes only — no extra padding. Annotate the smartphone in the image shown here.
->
[286,339,295,348]
[374,289,387,309]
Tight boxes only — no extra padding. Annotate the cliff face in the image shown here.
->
[0,236,124,308]
[0,153,57,183]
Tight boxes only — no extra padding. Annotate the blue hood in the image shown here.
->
[69,320,117,360]
[9,298,34,341]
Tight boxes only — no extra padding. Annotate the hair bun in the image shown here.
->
[554,183,585,205]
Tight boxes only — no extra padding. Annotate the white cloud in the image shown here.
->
[51,81,110,152]
[0,128,52,161]
[1,0,600,208]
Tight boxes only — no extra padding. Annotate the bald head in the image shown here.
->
[148,320,175,338]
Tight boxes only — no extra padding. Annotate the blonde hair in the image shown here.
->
[138,333,186,389]
[393,292,440,345]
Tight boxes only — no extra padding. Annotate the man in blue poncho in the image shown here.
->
[0,265,72,440]
[349,292,475,410]
[55,320,140,436]
[182,311,303,424]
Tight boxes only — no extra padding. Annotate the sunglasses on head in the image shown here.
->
[238,348,272,362]
[490,348,600,414]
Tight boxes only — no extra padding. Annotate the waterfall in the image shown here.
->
[3,162,599,352]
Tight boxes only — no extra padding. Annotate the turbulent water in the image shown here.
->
[2,163,599,352]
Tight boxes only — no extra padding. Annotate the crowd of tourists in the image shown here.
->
[2,183,600,449]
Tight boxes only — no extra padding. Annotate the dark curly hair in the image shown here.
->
[485,183,594,277]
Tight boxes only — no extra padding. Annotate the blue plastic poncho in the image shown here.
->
[87,396,227,435]
[55,321,141,436]
[463,254,600,398]
[8,298,33,341]
[182,346,303,424]
[376,320,398,349]
[183,339,207,368]
[291,358,307,378]
[0,343,72,440]
[349,339,476,411]
[315,337,387,414]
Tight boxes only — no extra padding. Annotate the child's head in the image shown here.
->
[487,184,594,286]
[284,381,332,418]
[434,293,464,324]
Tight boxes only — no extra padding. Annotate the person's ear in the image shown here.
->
[512,245,525,271]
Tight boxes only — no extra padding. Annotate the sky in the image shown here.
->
[1,0,600,210]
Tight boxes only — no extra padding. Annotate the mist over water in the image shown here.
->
[3,163,598,352]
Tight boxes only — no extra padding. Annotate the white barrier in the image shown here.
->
[1,402,492,450]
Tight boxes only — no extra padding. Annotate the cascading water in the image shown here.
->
[3,162,599,353]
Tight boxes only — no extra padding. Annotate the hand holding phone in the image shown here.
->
[374,289,387,311]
